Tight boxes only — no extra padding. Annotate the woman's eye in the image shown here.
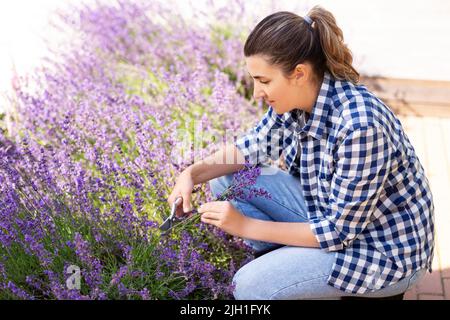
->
[260,80,270,84]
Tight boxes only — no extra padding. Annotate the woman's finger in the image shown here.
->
[201,212,220,221]
[198,201,225,213]
[201,215,218,226]
[167,194,175,207]
[182,192,192,213]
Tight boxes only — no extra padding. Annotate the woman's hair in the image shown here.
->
[244,5,359,84]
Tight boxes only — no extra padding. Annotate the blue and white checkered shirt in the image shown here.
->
[235,72,435,294]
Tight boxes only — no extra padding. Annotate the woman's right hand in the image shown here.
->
[167,168,195,218]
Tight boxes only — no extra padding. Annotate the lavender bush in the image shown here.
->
[0,0,282,299]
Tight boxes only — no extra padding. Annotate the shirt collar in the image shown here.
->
[297,71,334,140]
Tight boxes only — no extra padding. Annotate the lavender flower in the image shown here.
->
[217,163,272,202]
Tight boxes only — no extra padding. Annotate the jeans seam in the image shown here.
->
[406,269,424,290]
[241,187,308,220]
[268,274,330,299]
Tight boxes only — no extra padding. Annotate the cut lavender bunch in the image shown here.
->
[217,163,272,202]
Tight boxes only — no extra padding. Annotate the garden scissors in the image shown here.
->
[159,196,198,236]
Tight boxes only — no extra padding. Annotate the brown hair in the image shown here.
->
[244,5,359,84]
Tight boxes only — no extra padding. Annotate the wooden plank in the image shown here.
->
[404,284,419,300]
[419,117,450,290]
[400,116,429,171]
[386,101,450,118]
[444,279,450,300]
[361,76,450,118]
[418,294,445,300]
[361,76,450,106]
[438,117,450,278]
[416,239,443,295]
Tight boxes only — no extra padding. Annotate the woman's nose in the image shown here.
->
[253,85,266,101]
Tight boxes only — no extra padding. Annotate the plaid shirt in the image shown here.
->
[235,72,435,294]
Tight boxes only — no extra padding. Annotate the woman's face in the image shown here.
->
[245,54,316,114]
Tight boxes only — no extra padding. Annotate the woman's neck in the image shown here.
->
[302,74,323,115]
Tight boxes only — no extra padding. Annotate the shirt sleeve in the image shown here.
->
[235,106,285,165]
[309,125,393,252]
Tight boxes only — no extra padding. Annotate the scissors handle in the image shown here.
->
[170,196,183,217]
[174,196,183,206]
[160,196,183,232]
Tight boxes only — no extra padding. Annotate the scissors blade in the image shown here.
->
[159,196,183,233]
[159,217,173,231]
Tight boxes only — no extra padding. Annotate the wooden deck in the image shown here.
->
[364,76,450,300]
[399,115,450,300]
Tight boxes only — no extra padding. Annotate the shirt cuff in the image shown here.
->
[309,218,347,252]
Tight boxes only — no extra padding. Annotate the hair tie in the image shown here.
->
[303,15,313,27]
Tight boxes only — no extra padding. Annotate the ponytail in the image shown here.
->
[307,6,359,84]
[244,6,359,84]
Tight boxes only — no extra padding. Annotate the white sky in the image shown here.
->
[1,0,450,112]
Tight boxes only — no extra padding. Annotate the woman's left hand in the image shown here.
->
[198,201,249,237]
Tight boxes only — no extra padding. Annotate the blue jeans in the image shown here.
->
[209,165,427,300]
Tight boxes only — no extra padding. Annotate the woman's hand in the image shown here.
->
[167,168,195,217]
[198,201,249,237]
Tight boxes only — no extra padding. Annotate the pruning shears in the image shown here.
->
[159,196,198,236]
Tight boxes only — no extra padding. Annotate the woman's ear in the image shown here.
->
[293,64,307,82]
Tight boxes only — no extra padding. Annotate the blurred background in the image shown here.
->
[0,0,449,300]
[2,0,450,95]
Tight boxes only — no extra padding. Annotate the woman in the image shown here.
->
[168,6,435,299]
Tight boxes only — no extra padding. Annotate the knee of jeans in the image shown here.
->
[232,266,268,300]
[232,269,254,300]
[209,175,232,198]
